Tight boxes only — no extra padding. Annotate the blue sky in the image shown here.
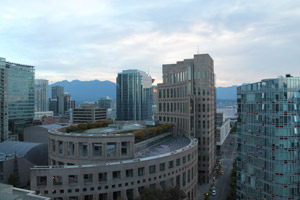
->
[0,0,299,86]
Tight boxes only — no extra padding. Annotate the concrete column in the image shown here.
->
[103,143,106,158]
[75,143,79,158]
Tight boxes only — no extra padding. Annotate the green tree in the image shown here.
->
[7,174,18,187]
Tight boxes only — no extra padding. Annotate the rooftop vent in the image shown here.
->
[286,74,292,77]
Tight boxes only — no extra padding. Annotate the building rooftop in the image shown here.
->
[135,136,191,158]
[40,124,62,130]
[32,136,197,169]
[0,141,48,165]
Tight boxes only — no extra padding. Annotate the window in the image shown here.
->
[107,143,116,157]
[126,169,133,178]
[53,176,62,185]
[138,167,145,176]
[98,173,107,182]
[79,142,88,157]
[68,175,78,185]
[67,142,75,156]
[183,172,186,186]
[183,156,186,164]
[121,142,130,156]
[99,193,108,200]
[93,143,102,157]
[58,141,63,154]
[37,176,47,186]
[83,174,93,184]
[149,165,156,174]
[176,158,180,166]
[113,171,121,180]
[169,160,174,169]
[160,163,165,171]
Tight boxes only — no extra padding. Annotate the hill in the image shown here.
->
[49,80,116,103]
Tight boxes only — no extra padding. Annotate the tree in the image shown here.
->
[7,174,18,187]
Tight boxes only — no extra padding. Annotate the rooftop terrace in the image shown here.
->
[135,136,191,158]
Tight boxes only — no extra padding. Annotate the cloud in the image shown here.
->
[0,0,299,87]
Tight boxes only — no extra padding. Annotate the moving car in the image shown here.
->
[212,189,216,196]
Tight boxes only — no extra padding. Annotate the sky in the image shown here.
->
[0,0,300,86]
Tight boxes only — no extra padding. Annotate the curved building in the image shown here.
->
[30,124,198,200]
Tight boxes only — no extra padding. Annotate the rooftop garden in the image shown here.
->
[66,120,113,133]
[134,123,173,143]
[65,120,173,143]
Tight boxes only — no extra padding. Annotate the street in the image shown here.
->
[198,133,237,200]
[212,134,237,200]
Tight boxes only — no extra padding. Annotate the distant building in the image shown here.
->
[24,124,61,144]
[215,118,230,153]
[70,100,76,109]
[35,79,49,112]
[98,97,112,109]
[116,69,153,121]
[215,112,225,126]
[48,98,58,114]
[51,86,64,115]
[0,57,35,141]
[72,103,107,123]
[34,111,54,121]
[158,54,216,183]
[64,93,71,113]
[237,75,300,200]
[0,141,48,187]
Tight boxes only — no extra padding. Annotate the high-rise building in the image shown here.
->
[64,93,71,112]
[236,75,300,200]
[51,86,64,115]
[116,69,153,121]
[0,57,35,141]
[35,79,49,112]
[0,58,8,142]
[98,97,112,109]
[157,54,215,183]
[70,100,76,109]
[48,98,58,115]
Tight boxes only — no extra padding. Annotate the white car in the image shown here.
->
[212,189,216,196]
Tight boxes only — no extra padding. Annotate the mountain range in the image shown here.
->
[49,80,237,103]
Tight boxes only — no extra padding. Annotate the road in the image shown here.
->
[212,134,237,200]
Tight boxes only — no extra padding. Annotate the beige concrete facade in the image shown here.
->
[30,126,198,200]
[157,54,216,183]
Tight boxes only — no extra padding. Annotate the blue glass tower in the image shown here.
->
[116,69,153,121]
[0,57,35,141]
[237,75,300,199]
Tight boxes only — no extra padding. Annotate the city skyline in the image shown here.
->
[1,0,300,86]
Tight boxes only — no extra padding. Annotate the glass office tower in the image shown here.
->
[0,58,35,141]
[116,69,153,121]
[35,79,49,112]
[237,75,300,200]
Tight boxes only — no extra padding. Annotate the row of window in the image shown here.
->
[163,66,212,84]
[41,175,196,200]
[51,140,131,158]
[37,152,196,187]
[158,87,210,99]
